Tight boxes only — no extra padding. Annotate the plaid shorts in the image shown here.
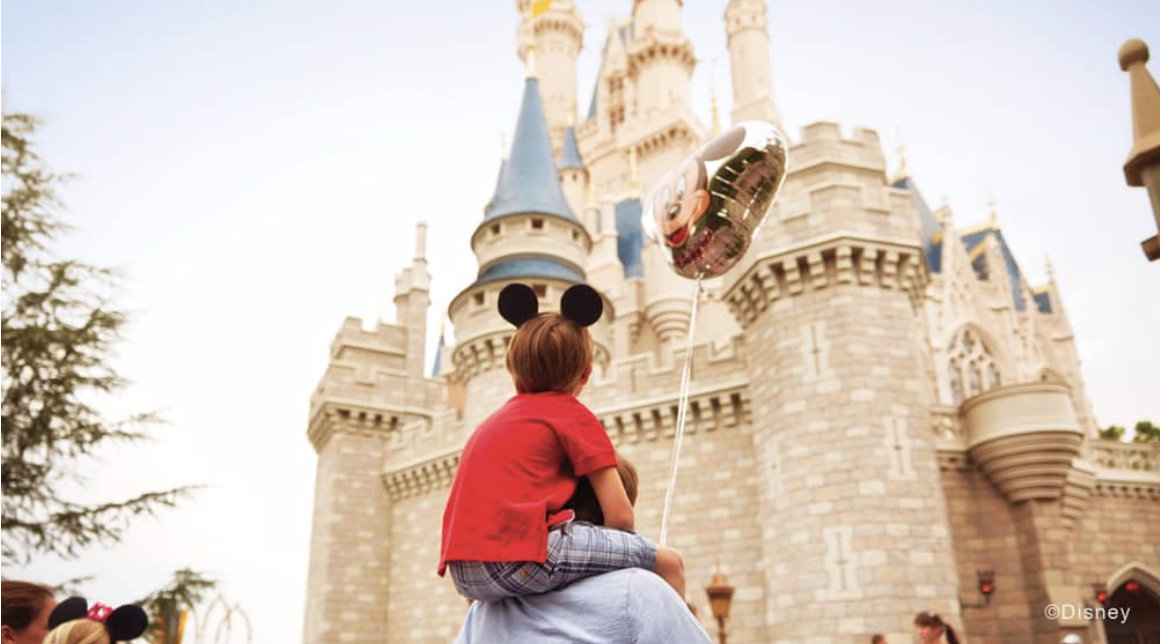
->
[447,520,658,602]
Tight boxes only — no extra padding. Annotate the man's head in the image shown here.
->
[567,456,638,524]
[506,313,593,394]
[871,635,887,644]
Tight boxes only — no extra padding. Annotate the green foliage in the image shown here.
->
[1,109,192,564]
[1099,425,1126,441]
[1133,420,1160,444]
[137,568,218,643]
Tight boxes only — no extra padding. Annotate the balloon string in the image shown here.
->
[659,277,704,547]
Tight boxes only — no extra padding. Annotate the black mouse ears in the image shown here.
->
[498,283,603,328]
[49,597,149,643]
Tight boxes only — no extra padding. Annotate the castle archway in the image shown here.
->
[1102,564,1160,644]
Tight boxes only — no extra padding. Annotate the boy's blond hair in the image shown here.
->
[505,313,592,394]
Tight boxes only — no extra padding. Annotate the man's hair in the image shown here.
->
[506,313,592,394]
[567,456,638,525]
[871,635,886,644]
[1,580,54,631]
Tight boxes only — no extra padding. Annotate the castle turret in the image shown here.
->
[724,0,781,126]
[557,125,589,219]
[448,73,601,429]
[302,222,438,642]
[723,122,964,639]
[394,222,431,381]
[516,0,584,154]
[628,0,696,117]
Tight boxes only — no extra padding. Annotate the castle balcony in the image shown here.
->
[1088,440,1160,499]
[961,382,1084,503]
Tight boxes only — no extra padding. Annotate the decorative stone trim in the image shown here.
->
[307,401,434,453]
[931,406,966,450]
[596,382,750,446]
[725,236,928,329]
[625,32,697,75]
[451,332,511,381]
[452,331,610,382]
[1094,482,1160,500]
[383,450,460,502]
[937,451,971,472]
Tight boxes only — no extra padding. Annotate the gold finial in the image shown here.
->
[1045,257,1056,281]
[988,192,998,226]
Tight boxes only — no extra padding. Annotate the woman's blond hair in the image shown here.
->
[44,619,110,644]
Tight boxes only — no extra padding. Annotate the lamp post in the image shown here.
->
[705,570,735,644]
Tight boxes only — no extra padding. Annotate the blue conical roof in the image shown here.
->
[485,78,576,222]
[557,126,585,171]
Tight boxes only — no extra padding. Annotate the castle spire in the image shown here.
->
[724,0,781,126]
[517,0,584,154]
[485,77,576,222]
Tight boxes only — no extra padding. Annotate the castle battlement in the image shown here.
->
[328,316,408,360]
[725,235,927,329]
[790,122,885,173]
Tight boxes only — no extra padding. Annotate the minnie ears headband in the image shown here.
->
[48,597,148,643]
[498,283,603,328]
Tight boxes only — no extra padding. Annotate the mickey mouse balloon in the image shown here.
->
[644,121,789,280]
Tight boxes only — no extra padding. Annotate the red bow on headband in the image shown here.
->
[86,603,113,623]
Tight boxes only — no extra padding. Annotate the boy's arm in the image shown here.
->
[587,466,634,531]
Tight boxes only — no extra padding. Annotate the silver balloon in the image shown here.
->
[643,121,789,280]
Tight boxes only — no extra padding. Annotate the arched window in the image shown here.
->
[947,326,1001,404]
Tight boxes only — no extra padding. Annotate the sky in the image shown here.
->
[3,0,1159,642]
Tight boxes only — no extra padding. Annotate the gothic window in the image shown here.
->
[608,77,626,134]
[946,326,1001,404]
[949,359,963,405]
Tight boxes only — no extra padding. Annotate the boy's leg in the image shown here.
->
[654,545,686,597]
[545,522,657,588]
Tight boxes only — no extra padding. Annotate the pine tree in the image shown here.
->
[2,109,190,564]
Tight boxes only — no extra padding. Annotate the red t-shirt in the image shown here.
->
[438,392,617,575]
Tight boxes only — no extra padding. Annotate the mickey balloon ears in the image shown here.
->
[48,597,149,643]
[498,283,603,328]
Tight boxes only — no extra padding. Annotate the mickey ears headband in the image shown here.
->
[49,597,149,643]
[498,283,603,328]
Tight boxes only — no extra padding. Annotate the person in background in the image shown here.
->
[1,580,56,644]
[871,634,887,644]
[914,611,961,644]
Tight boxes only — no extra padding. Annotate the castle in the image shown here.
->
[301,1,1160,642]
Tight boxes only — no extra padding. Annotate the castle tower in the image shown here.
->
[394,222,431,382]
[724,0,781,126]
[628,0,697,117]
[557,125,588,219]
[448,73,597,429]
[302,225,434,643]
[723,123,964,640]
[516,0,584,154]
